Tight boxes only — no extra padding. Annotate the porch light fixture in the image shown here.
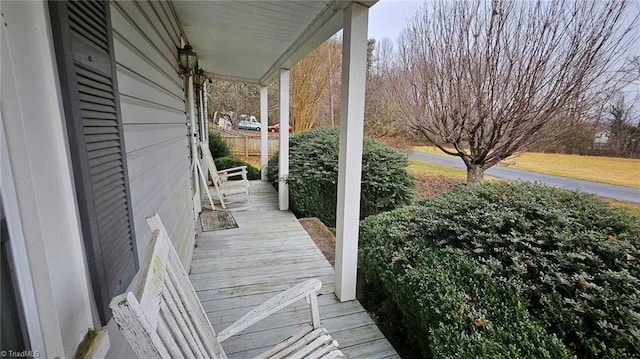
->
[194,68,206,87]
[178,44,197,74]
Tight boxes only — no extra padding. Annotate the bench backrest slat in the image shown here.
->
[200,142,221,183]
[110,214,226,359]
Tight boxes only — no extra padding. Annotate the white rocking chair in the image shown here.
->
[109,214,343,359]
[199,143,251,211]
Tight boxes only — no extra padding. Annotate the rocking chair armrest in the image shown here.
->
[217,279,322,342]
[218,167,248,182]
[217,166,247,174]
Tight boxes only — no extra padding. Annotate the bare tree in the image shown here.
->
[396,0,639,183]
[320,35,343,128]
[365,38,398,138]
[207,37,340,134]
[207,80,260,127]
[290,37,341,132]
[608,94,640,157]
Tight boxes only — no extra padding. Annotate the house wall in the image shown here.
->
[2,1,197,357]
[106,1,196,357]
[1,1,95,356]
[110,0,195,267]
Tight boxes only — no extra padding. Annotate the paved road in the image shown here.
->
[410,152,640,204]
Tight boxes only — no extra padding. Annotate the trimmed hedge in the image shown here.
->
[214,156,260,180]
[359,182,640,358]
[208,130,231,159]
[267,127,414,226]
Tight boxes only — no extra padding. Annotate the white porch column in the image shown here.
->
[278,69,290,210]
[188,74,201,216]
[199,81,209,197]
[200,81,206,144]
[203,81,209,143]
[335,3,369,301]
[260,85,269,181]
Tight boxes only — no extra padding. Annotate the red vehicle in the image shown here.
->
[267,123,293,133]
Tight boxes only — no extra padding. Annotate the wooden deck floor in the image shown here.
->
[190,181,399,359]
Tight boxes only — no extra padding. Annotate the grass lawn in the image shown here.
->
[235,155,261,169]
[504,152,640,189]
[408,158,640,218]
[407,161,466,197]
[412,146,640,189]
[606,199,640,218]
[408,160,467,181]
[412,145,454,157]
[240,153,640,217]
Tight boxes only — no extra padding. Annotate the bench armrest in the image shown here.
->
[217,166,248,182]
[217,279,322,342]
[216,167,248,183]
[217,166,247,174]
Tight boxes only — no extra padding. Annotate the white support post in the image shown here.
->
[188,74,201,216]
[260,85,269,181]
[200,82,206,145]
[335,3,369,302]
[199,81,211,207]
[203,81,208,143]
[278,69,290,210]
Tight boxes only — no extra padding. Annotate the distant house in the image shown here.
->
[1,0,374,357]
[217,116,233,131]
[594,129,611,144]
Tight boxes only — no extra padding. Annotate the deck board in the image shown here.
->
[190,181,399,358]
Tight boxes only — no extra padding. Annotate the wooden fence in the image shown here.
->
[222,134,279,156]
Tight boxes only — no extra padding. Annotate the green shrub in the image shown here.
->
[208,130,231,159]
[267,127,414,226]
[214,156,260,180]
[359,182,640,358]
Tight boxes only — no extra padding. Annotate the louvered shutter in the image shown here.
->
[49,0,138,325]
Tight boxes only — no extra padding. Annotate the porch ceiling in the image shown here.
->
[172,0,377,85]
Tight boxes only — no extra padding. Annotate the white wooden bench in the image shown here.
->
[110,214,343,358]
[200,142,251,211]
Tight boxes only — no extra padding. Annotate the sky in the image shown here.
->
[366,0,639,97]
[368,0,423,44]
[367,0,640,44]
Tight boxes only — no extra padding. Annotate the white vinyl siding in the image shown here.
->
[111,0,195,267]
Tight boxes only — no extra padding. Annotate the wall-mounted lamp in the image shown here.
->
[178,44,197,74]
[194,68,206,88]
